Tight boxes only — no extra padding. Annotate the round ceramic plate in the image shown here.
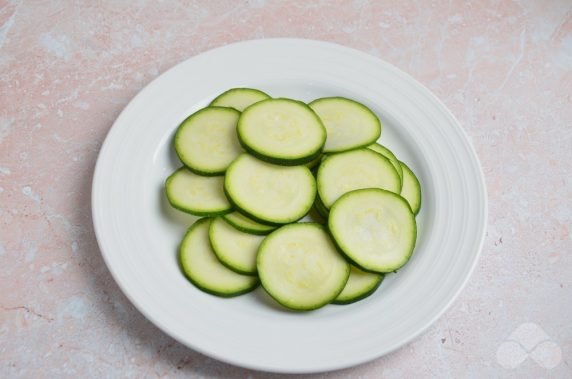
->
[92,39,487,373]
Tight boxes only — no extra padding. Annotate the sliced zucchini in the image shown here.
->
[179,218,259,297]
[309,97,381,153]
[222,212,277,235]
[400,161,422,215]
[367,143,403,184]
[175,106,242,175]
[237,98,326,165]
[257,223,350,311]
[329,188,416,273]
[306,206,327,224]
[304,154,323,170]
[210,88,270,111]
[224,154,316,224]
[209,217,264,275]
[314,194,329,218]
[317,148,401,208]
[165,168,231,216]
[333,265,384,305]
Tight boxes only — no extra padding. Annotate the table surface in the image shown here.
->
[1,1,571,378]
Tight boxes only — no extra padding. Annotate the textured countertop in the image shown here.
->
[1,1,571,378]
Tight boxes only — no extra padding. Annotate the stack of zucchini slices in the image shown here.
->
[166,88,421,311]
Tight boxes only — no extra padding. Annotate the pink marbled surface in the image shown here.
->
[1,0,571,377]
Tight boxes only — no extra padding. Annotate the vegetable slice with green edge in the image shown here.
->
[237,98,326,165]
[222,212,277,235]
[257,223,350,311]
[309,97,381,153]
[367,143,403,184]
[333,265,384,305]
[317,148,401,208]
[165,89,424,309]
[399,161,422,215]
[329,188,417,273]
[314,194,329,218]
[210,87,270,111]
[175,106,242,175]
[304,154,323,170]
[209,217,265,275]
[224,154,316,224]
[179,218,259,297]
[165,167,231,217]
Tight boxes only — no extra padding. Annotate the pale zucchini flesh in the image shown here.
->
[333,265,384,305]
[175,106,242,175]
[367,143,403,184]
[400,161,422,215]
[309,97,381,153]
[179,219,259,297]
[222,212,277,235]
[209,217,265,275]
[210,87,270,111]
[237,98,326,165]
[257,223,350,311]
[329,188,417,273]
[317,148,401,208]
[165,168,232,216]
[225,154,316,224]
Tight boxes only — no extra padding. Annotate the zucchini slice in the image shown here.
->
[165,168,232,216]
[210,87,270,111]
[314,194,329,218]
[399,161,422,215]
[329,188,417,273]
[304,154,323,170]
[179,219,259,297]
[224,154,316,224]
[306,206,327,225]
[222,212,277,235]
[257,223,350,311]
[333,265,384,305]
[367,143,403,183]
[209,217,265,275]
[175,106,242,175]
[237,98,326,165]
[309,97,381,153]
[317,148,401,208]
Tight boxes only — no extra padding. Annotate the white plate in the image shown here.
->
[92,39,487,373]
